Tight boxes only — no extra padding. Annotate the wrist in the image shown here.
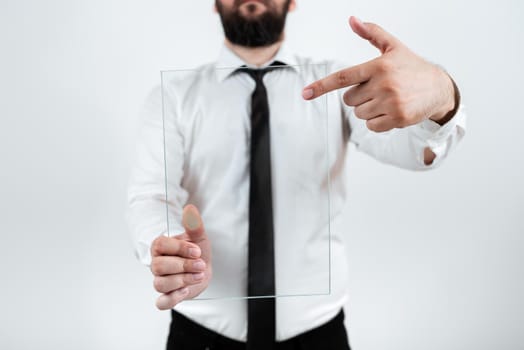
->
[429,71,460,126]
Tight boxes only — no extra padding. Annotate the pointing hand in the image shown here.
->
[303,16,456,132]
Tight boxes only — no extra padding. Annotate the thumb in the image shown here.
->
[182,204,206,242]
[349,16,399,54]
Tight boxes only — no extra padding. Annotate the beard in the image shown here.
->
[216,0,291,47]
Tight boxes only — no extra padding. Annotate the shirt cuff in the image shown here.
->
[409,105,467,165]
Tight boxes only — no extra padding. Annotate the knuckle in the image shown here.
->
[153,277,165,292]
[377,58,394,73]
[151,237,163,256]
[173,238,183,253]
[183,273,195,285]
[151,237,160,256]
[354,106,367,119]
[343,87,359,106]
[173,239,185,255]
[366,120,379,132]
[336,71,349,87]
[353,106,362,119]
[381,80,397,95]
[367,22,380,34]
[343,90,351,105]
[150,259,163,275]
[313,82,324,97]
[183,258,193,272]
[174,258,186,273]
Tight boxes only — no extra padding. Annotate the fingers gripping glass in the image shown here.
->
[161,64,331,300]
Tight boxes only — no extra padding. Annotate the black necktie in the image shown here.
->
[239,62,283,350]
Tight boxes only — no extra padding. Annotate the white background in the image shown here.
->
[1,0,523,349]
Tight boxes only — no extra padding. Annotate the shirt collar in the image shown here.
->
[215,42,299,82]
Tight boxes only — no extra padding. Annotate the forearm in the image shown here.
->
[127,85,188,265]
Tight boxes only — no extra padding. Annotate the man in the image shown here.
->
[127,1,466,349]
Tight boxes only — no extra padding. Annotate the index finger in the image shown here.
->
[302,61,373,100]
[151,235,201,259]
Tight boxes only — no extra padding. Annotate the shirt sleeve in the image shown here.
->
[342,93,467,170]
[126,86,187,266]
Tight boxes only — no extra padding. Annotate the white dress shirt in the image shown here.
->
[127,44,466,341]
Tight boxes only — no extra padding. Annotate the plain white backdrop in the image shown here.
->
[1,0,523,349]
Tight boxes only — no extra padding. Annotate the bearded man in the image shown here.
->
[127,1,466,349]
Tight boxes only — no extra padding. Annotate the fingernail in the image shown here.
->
[193,272,205,281]
[302,88,314,99]
[184,209,201,230]
[193,260,206,271]
[188,247,201,258]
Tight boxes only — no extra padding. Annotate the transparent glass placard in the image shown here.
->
[161,64,330,300]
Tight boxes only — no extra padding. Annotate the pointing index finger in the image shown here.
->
[302,61,372,100]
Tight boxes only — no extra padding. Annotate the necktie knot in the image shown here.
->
[238,61,286,82]
[248,69,266,82]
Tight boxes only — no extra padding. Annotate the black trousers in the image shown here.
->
[167,309,351,350]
